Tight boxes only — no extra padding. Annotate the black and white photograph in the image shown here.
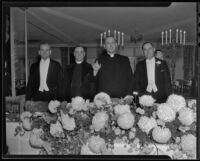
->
[2,1,199,159]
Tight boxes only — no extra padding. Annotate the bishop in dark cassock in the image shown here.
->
[93,37,134,98]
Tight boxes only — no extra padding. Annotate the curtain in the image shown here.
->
[3,6,11,97]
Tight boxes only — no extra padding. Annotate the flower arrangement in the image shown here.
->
[137,116,157,134]
[156,103,176,123]
[93,92,112,108]
[167,94,186,112]
[14,93,196,158]
[139,95,155,107]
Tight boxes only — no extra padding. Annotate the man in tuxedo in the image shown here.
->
[133,42,172,103]
[155,49,164,60]
[93,36,134,98]
[64,46,94,100]
[26,43,64,102]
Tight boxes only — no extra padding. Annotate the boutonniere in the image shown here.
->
[156,61,161,65]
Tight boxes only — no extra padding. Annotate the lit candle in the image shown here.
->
[183,30,186,45]
[108,30,111,36]
[165,30,168,45]
[161,31,164,46]
[100,33,103,47]
[114,30,116,40]
[121,32,124,47]
[176,29,179,43]
[104,32,106,39]
[169,29,172,44]
[180,30,182,44]
[118,31,120,45]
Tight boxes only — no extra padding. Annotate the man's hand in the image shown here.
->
[92,60,101,76]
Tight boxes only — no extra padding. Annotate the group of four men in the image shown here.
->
[26,36,172,103]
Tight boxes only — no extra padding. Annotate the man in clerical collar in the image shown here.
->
[92,36,134,98]
[133,42,172,103]
[26,43,64,102]
[65,46,94,101]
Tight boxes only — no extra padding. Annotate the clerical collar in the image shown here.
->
[107,53,116,58]
[76,60,83,64]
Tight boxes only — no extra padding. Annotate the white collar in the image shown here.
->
[146,57,155,63]
[76,60,83,64]
[40,58,50,64]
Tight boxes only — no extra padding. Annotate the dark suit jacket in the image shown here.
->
[64,61,95,101]
[95,53,134,98]
[133,57,172,103]
[26,59,64,101]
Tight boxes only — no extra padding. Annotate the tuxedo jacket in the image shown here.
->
[64,61,95,101]
[133,57,172,103]
[25,59,64,101]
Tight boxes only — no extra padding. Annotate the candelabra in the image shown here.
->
[100,29,124,49]
[160,28,186,90]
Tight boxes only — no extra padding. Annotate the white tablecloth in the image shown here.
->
[6,122,40,155]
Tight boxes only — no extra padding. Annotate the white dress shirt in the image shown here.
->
[39,58,50,91]
[146,57,158,93]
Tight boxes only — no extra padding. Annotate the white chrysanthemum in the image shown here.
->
[181,134,196,152]
[157,103,176,122]
[114,104,131,115]
[20,111,32,121]
[80,144,96,155]
[178,107,194,126]
[88,135,106,154]
[187,99,196,109]
[92,111,109,131]
[167,94,186,112]
[82,99,90,111]
[29,128,44,148]
[94,92,112,108]
[50,121,64,137]
[139,95,155,107]
[48,100,60,113]
[71,96,85,111]
[136,108,145,115]
[22,118,32,131]
[152,126,172,143]
[137,116,157,134]
[117,112,135,130]
[60,110,76,131]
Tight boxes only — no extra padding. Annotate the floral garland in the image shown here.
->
[14,93,196,158]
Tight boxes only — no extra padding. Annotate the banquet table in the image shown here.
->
[5,122,188,158]
[5,98,196,158]
[6,122,40,155]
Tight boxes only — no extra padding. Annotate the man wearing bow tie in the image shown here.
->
[26,43,64,102]
[133,42,172,103]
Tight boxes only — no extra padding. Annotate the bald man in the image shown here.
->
[26,43,64,102]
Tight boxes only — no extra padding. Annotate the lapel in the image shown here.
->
[143,60,148,86]
[155,58,161,85]
[36,61,40,83]
[46,59,53,83]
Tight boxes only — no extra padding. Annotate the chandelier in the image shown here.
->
[100,29,124,48]
[160,28,187,88]
[161,28,186,46]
